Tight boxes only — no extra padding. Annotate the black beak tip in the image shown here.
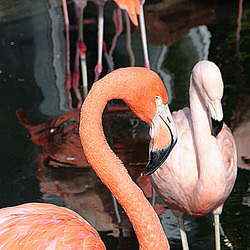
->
[211,118,223,137]
[145,139,177,175]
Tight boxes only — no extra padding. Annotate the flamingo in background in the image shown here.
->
[0,67,177,249]
[149,61,237,250]
[62,0,150,109]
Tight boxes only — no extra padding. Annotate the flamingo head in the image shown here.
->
[105,67,178,175]
[191,60,224,137]
[86,67,177,175]
[112,68,177,175]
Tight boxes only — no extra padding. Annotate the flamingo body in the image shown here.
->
[152,108,237,217]
[151,60,237,249]
[0,203,105,249]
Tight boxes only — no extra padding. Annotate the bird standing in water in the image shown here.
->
[149,60,237,250]
[0,67,177,249]
[62,0,150,109]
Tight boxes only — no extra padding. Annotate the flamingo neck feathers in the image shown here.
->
[189,77,226,208]
[80,68,169,249]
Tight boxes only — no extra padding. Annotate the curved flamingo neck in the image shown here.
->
[189,78,225,203]
[80,69,169,249]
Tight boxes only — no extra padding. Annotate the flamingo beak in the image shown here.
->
[211,118,223,137]
[208,99,223,137]
[145,102,177,175]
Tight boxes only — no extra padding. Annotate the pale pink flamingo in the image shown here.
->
[0,67,177,249]
[149,60,237,250]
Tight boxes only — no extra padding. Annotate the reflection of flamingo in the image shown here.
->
[150,61,237,250]
[62,0,150,108]
[0,67,176,249]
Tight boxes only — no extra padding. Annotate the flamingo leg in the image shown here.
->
[62,0,73,108]
[103,41,113,72]
[72,5,89,108]
[138,2,150,69]
[151,185,156,208]
[72,41,84,109]
[77,7,88,101]
[111,193,121,226]
[214,214,221,250]
[108,8,123,69]
[125,11,135,67]
[178,217,189,250]
[94,2,105,82]
[72,36,82,108]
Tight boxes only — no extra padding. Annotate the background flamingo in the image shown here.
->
[0,67,177,249]
[62,0,150,109]
[150,60,237,250]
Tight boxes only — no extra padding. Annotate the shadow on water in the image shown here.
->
[0,0,249,249]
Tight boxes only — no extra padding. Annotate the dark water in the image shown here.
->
[0,0,249,249]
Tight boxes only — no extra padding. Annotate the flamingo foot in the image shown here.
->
[94,63,103,82]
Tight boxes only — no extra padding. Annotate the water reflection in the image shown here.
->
[0,0,249,249]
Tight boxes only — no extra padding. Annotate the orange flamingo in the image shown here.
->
[149,61,237,250]
[62,0,150,108]
[0,203,105,249]
[0,67,177,249]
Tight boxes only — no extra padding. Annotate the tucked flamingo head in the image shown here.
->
[191,60,224,136]
[192,60,224,100]
[81,67,177,175]
[87,67,169,125]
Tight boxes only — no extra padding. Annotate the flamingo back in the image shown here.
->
[215,123,237,205]
[0,203,106,250]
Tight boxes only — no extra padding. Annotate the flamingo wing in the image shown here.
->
[0,203,105,250]
[217,123,237,194]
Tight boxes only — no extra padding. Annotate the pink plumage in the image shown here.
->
[0,203,105,249]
